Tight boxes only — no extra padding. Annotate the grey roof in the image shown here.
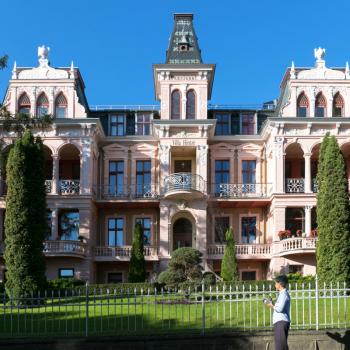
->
[165,14,202,64]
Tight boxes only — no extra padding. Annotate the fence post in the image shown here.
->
[85,282,89,337]
[315,274,319,330]
[201,281,205,335]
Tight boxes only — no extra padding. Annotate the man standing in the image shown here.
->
[265,275,291,350]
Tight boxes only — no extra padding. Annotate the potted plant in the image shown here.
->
[285,230,292,239]
[310,229,318,238]
[278,230,286,240]
[296,229,302,237]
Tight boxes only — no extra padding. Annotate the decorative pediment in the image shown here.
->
[130,143,157,152]
[18,66,69,80]
[240,143,262,152]
[103,144,129,156]
[210,142,234,151]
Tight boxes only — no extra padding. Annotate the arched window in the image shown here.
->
[18,93,31,115]
[333,92,344,117]
[315,93,326,118]
[186,90,196,119]
[297,92,309,117]
[36,93,49,116]
[171,90,181,120]
[55,93,67,118]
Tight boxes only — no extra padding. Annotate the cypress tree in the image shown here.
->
[4,130,47,299]
[128,222,146,282]
[316,134,350,285]
[220,228,239,281]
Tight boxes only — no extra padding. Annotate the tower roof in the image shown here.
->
[165,13,202,64]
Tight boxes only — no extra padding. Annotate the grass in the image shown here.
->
[0,288,349,338]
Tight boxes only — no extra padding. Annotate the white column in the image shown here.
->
[273,137,285,193]
[159,204,170,261]
[196,145,208,191]
[181,85,187,119]
[310,98,315,117]
[52,155,59,195]
[51,208,59,240]
[304,205,312,236]
[273,206,286,242]
[159,145,170,195]
[304,153,312,193]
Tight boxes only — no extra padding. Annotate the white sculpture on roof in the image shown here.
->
[38,45,50,60]
[314,47,325,62]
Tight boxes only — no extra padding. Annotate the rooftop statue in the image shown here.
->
[38,45,50,60]
[314,47,325,62]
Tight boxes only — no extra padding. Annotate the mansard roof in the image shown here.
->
[165,13,202,64]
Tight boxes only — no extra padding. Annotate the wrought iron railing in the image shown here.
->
[43,240,87,256]
[95,184,159,200]
[212,183,271,198]
[45,180,52,194]
[285,178,305,193]
[164,173,206,194]
[312,178,318,193]
[59,180,80,195]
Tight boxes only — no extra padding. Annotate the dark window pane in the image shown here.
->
[171,90,181,119]
[186,90,196,119]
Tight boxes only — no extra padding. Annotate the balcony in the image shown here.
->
[94,245,159,261]
[285,178,305,193]
[163,173,206,200]
[275,237,317,257]
[59,180,80,195]
[43,240,87,257]
[95,184,159,201]
[212,183,271,199]
[312,178,318,193]
[207,244,272,260]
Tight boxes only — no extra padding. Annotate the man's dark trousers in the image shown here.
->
[274,320,290,350]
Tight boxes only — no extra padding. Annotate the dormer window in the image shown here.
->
[178,35,189,52]
[36,93,49,116]
[315,93,326,118]
[333,92,344,117]
[55,93,67,118]
[297,92,309,117]
[18,93,31,115]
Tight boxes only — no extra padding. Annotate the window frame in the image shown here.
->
[36,93,49,117]
[107,217,125,247]
[55,93,68,118]
[136,159,152,196]
[109,113,126,136]
[186,89,196,119]
[215,113,230,135]
[241,113,256,135]
[213,215,231,243]
[135,113,152,135]
[171,89,181,120]
[135,216,152,246]
[239,214,259,244]
[58,268,75,278]
[108,160,124,196]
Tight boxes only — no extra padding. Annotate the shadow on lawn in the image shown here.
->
[327,330,350,350]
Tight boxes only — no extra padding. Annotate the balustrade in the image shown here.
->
[59,180,80,195]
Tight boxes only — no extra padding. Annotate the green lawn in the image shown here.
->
[0,289,349,338]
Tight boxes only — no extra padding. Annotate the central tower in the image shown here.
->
[153,14,216,271]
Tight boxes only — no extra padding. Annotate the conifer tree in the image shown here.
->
[316,134,350,285]
[128,222,146,282]
[4,130,47,299]
[220,228,238,281]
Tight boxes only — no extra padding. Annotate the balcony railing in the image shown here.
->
[312,178,318,193]
[212,183,271,198]
[43,240,87,256]
[207,244,272,258]
[285,178,305,193]
[45,180,52,194]
[94,245,159,260]
[164,173,206,195]
[95,184,159,200]
[276,237,317,255]
[59,180,80,195]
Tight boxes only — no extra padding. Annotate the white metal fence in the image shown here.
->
[0,279,349,338]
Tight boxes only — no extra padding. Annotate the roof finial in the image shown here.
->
[11,61,17,79]
[70,61,74,79]
[290,61,296,79]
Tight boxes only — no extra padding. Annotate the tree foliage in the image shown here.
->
[4,130,47,298]
[128,223,146,282]
[316,133,350,285]
[157,247,203,288]
[0,55,8,70]
[220,228,239,282]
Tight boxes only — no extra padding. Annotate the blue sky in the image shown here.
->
[1,0,350,107]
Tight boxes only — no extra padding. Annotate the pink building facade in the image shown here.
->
[1,14,348,283]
